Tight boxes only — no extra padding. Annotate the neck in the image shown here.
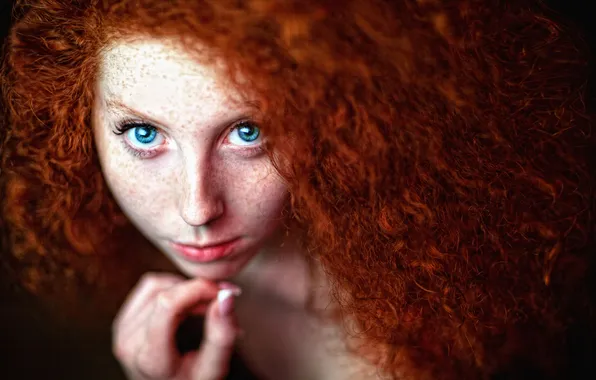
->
[231,227,319,310]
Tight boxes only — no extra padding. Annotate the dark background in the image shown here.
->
[0,0,594,379]
[0,0,124,378]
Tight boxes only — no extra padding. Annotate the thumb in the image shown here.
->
[183,286,242,380]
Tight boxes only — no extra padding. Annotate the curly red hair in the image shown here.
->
[1,0,594,378]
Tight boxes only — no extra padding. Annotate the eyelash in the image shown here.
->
[111,118,265,158]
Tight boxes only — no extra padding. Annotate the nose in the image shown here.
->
[179,165,224,228]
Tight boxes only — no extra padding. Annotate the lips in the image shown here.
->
[169,238,241,263]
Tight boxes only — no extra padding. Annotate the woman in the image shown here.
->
[1,0,594,379]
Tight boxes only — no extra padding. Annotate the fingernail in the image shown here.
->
[218,289,238,316]
[218,281,242,294]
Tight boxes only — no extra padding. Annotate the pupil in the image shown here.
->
[135,126,155,144]
[239,124,259,142]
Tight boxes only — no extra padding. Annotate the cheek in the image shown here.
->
[98,140,174,222]
[234,166,289,220]
[95,127,288,227]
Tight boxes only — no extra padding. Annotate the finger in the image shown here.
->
[134,279,220,379]
[118,296,209,356]
[185,282,240,315]
[187,287,242,380]
[114,297,162,359]
[114,298,209,374]
[113,273,184,359]
[188,303,210,315]
[114,273,184,332]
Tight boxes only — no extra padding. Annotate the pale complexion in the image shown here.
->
[93,38,292,282]
[93,38,384,380]
[92,37,311,379]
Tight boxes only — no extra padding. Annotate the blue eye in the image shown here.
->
[230,121,261,146]
[238,123,259,142]
[113,121,165,152]
[111,119,264,158]
[130,125,157,144]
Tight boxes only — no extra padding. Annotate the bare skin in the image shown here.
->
[112,274,242,380]
[94,38,386,379]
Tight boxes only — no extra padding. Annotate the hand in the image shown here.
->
[112,272,243,380]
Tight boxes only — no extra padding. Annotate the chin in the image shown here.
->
[169,249,258,280]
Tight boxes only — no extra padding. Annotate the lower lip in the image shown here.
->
[170,238,240,263]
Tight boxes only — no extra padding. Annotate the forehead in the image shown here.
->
[97,39,243,117]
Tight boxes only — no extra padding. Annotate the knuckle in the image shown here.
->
[156,290,177,311]
[137,272,159,289]
[139,271,159,283]
[112,340,132,362]
[139,273,176,292]
[136,354,174,379]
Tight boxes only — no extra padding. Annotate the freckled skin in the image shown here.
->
[92,39,290,280]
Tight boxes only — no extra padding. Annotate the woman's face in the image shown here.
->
[92,38,289,280]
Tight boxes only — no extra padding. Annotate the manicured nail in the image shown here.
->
[218,289,238,316]
[218,281,242,294]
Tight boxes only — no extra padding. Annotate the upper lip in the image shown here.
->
[172,238,238,249]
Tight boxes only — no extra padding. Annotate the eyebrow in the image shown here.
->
[104,98,168,127]
[103,98,259,130]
